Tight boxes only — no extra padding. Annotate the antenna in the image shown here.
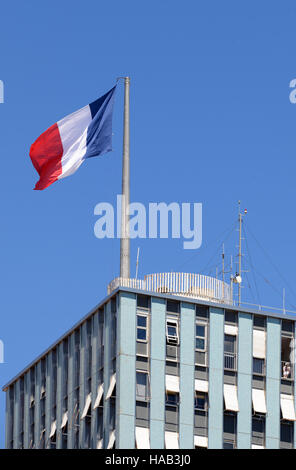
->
[222,244,225,299]
[135,247,140,279]
[222,243,225,284]
[238,200,242,305]
[283,287,286,315]
[233,201,247,306]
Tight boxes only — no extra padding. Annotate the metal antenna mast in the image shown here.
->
[237,201,247,306]
[238,201,242,305]
[119,77,130,279]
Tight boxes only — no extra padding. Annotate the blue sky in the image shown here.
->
[1,0,296,447]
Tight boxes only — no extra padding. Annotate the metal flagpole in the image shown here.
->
[120,77,130,279]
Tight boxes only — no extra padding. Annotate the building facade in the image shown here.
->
[3,273,296,449]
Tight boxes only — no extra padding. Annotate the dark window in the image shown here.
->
[280,422,294,444]
[253,316,266,329]
[282,320,293,333]
[137,316,147,327]
[137,295,150,309]
[166,393,179,405]
[252,415,265,435]
[225,311,237,324]
[195,393,207,410]
[166,300,179,314]
[196,305,208,319]
[224,413,236,434]
[253,358,265,375]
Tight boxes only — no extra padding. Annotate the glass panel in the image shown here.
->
[195,395,206,410]
[224,335,235,353]
[137,328,147,341]
[224,414,236,434]
[168,326,177,337]
[281,422,293,443]
[166,393,178,405]
[196,325,205,337]
[253,358,264,375]
[196,338,205,350]
[137,295,150,309]
[136,372,147,398]
[252,416,264,435]
[137,316,147,327]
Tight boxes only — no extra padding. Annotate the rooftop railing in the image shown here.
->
[107,272,233,305]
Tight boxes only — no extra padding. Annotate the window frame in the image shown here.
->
[194,392,208,411]
[136,370,150,402]
[195,322,207,352]
[136,313,149,343]
[166,318,179,345]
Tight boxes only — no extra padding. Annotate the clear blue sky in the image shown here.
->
[1,0,296,447]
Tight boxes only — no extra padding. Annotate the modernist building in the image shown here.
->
[3,272,296,449]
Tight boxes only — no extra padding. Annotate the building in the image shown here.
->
[3,271,296,449]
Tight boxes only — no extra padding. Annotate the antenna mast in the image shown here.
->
[237,201,247,306]
[238,201,242,306]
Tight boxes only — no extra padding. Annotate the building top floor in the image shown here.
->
[2,283,296,392]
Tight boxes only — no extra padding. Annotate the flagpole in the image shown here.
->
[120,76,130,279]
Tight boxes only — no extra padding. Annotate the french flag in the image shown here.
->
[30,86,116,190]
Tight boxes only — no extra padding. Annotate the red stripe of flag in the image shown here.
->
[29,123,64,190]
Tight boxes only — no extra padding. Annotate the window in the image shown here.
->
[166,300,179,314]
[223,412,237,448]
[224,335,237,370]
[136,371,150,401]
[224,413,236,433]
[253,357,265,375]
[165,393,179,427]
[196,305,208,320]
[137,295,150,309]
[253,315,266,329]
[225,311,237,324]
[252,415,265,446]
[196,323,207,351]
[223,441,235,449]
[166,393,179,405]
[224,335,235,354]
[282,320,293,333]
[195,393,207,411]
[281,334,294,380]
[280,421,294,446]
[166,319,179,345]
[137,315,148,342]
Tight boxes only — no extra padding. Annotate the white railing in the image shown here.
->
[107,272,233,304]
[234,300,296,316]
